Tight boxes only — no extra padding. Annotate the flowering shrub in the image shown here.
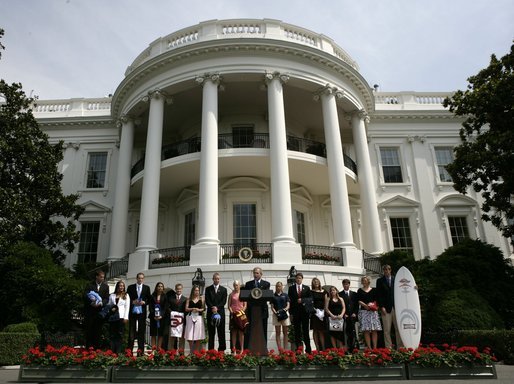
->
[151,255,188,264]
[303,252,339,262]
[21,345,497,369]
[22,346,118,369]
[406,344,497,368]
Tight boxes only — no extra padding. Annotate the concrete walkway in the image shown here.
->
[1,363,513,383]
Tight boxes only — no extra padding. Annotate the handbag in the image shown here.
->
[328,317,345,331]
[276,309,289,321]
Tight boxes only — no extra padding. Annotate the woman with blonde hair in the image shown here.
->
[271,281,290,350]
[228,280,247,353]
[356,275,381,349]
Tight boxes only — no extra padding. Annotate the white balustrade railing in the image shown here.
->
[374,92,452,110]
[32,98,111,118]
[125,19,359,75]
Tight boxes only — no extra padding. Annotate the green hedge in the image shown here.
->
[457,329,514,364]
[0,332,40,366]
[2,322,39,333]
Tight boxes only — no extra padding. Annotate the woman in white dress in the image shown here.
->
[107,280,130,353]
[184,285,205,353]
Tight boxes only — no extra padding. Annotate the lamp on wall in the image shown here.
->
[287,266,297,287]
[192,268,205,294]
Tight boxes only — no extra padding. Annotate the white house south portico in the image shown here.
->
[31,19,512,317]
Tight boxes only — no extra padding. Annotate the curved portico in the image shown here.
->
[107,19,384,275]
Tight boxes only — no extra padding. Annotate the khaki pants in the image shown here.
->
[381,308,403,348]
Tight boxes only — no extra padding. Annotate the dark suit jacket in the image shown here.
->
[339,290,358,318]
[84,280,109,317]
[287,284,312,318]
[205,285,228,317]
[376,275,395,313]
[244,279,271,318]
[166,290,187,313]
[127,283,151,317]
[148,293,169,319]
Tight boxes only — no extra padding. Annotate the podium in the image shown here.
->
[240,288,273,355]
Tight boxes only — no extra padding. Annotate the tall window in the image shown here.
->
[86,152,107,188]
[78,222,100,263]
[380,147,403,183]
[389,217,413,253]
[435,147,454,182]
[184,211,196,246]
[233,203,257,248]
[294,210,306,244]
[232,126,254,148]
[448,216,469,244]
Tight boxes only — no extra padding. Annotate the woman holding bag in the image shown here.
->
[107,280,130,353]
[325,286,346,348]
[356,275,381,350]
[271,281,290,350]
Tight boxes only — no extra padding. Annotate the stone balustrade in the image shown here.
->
[31,97,112,118]
[125,18,359,75]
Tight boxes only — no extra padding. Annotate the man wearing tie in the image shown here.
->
[166,283,187,352]
[127,272,151,355]
[287,272,312,353]
[340,278,358,350]
[376,264,403,348]
[205,273,228,351]
[244,267,271,349]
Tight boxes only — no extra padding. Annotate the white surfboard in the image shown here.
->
[394,266,421,349]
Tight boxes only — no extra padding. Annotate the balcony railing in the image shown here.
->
[149,246,191,269]
[219,243,273,264]
[363,250,382,275]
[301,244,344,266]
[131,133,357,177]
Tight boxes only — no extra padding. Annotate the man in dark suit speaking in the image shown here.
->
[244,267,270,350]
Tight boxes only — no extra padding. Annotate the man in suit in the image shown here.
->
[166,283,187,352]
[244,267,271,349]
[287,272,312,353]
[127,272,151,355]
[205,272,228,351]
[84,270,110,349]
[340,278,358,350]
[376,264,403,348]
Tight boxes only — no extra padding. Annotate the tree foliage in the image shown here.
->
[0,28,83,262]
[444,43,514,243]
[0,242,87,332]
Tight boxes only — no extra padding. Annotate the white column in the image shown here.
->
[351,112,383,254]
[266,73,295,243]
[320,88,354,248]
[195,75,220,245]
[108,116,135,260]
[136,91,165,252]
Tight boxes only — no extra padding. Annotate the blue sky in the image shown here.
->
[1,0,513,100]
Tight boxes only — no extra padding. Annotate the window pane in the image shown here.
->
[233,203,256,248]
[78,222,100,263]
[232,126,254,148]
[448,216,469,244]
[295,210,306,245]
[184,211,196,246]
[86,152,107,188]
[389,217,413,253]
[435,147,454,182]
[380,148,403,183]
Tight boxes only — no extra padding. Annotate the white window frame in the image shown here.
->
[77,221,101,263]
[376,145,409,186]
[431,145,454,184]
[382,207,421,258]
[82,149,112,190]
[439,205,477,247]
[389,217,414,254]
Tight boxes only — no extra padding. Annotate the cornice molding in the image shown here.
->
[111,39,374,117]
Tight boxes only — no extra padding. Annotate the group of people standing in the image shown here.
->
[84,264,402,354]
